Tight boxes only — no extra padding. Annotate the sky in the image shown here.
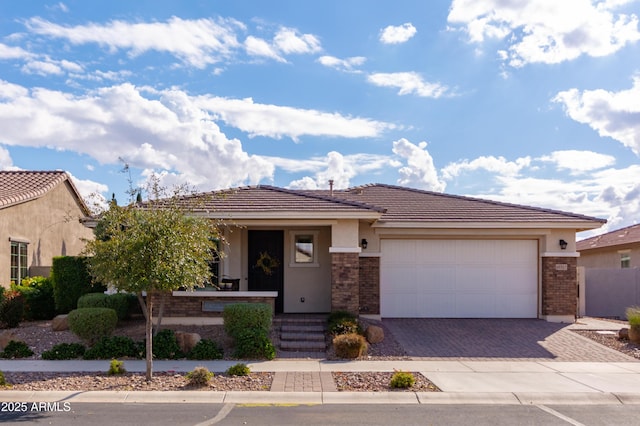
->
[0,0,639,237]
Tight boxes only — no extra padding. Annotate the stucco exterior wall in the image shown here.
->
[0,182,93,286]
[578,246,640,269]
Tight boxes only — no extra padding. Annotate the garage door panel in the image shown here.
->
[381,239,538,318]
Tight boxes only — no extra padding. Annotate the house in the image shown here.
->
[577,223,640,269]
[0,171,94,286]
[158,184,605,324]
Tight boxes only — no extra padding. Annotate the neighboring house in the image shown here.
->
[577,223,640,269]
[0,171,94,286]
[160,183,605,323]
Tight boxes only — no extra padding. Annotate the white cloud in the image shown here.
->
[392,138,446,191]
[0,146,14,169]
[379,23,417,44]
[539,150,616,173]
[244,36,286,62]
[194,96,394,141]
[553,76,640,155]
[273,27,321,54]
[0,42,32,60]
[317,55,366,73]
[441,155,531,180]
[367,72,449,98]
[25,16,245,68]
[448,0,640,67]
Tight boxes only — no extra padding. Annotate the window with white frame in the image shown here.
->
[290,231,319,267]
[10,240,28,285]
[620,250,631,268]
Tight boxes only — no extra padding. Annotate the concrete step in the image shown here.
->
[280,332,326,342]
[274,318,327,327]
[280,340,327,351]
[280,324,325,333]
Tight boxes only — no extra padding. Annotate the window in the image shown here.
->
[290,231,319,267]
[620,251,631,269]
[10,241,28,285]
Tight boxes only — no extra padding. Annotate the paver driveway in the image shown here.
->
[383,318,636,362]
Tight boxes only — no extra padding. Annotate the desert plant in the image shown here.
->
[232,328,276,360]
[187,339,223,360]
[12,276,56,320]
[333,333,367,359]
[223,303,272,339]
[68,307,118,346]
[77,292,136,322]
[328,311,360,336]
[0,290,25,328]
[0,370,7,387]
[626,306,640,327]
[186,366,213,386]
[107,359,126,375]
[83,336,140,360]
[42,343,86,360]
[389,370,415,389]
[0,340,34,359]
[226,363,250,376]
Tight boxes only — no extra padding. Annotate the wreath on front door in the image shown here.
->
[255,251,280,276]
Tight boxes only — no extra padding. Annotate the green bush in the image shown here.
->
[140,329,183,360]
[626,306,640,328]
[223,303,272,339]
[42,343,86,360]
[226,363,250,376]
[186,366,213,386]
[0,290,24,328]
[51,256,106,314]
[0,370,7,387]
[187,339,223,360]
[77,292,135,322]
[333,333,367,359]
[12,276,56,320]
[68,308,118,346]
[233,328,275,360]
[107,359,126,375]
[83,336,140,360]
[328,311,360,336]
[389,370,416,389]
[0,340,33,359]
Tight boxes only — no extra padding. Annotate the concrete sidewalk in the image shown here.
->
[1,359,640,405]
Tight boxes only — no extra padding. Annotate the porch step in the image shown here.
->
[280,332,326,342]
[280,340,327,351]
[280,325,325,333]
[275,316,328,354]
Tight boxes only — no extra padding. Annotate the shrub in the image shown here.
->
[77,292,135,322]
[223,303,272,339]
[107,359,126,375]
[626,306,640,328]
[12,276,56,320]
[187,339,223,360]
[328,311,360,336]
[42,343,86,360]
[226,363,250,376]
[0,370,7,387]
[333,333,367,359]
[83,336,140,360]
[68,308,118,346]
[0,340,34,359]
[389,370,415,389]
[232,328,276,360]
[140,329,183,360]
[186,366,213,386]
[51,256,106,314]
[0,290,24,328]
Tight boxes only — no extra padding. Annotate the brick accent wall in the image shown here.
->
[359,256,380,315]
[149,293,276,318]
[541,256,577,316]
[331,252,360,314]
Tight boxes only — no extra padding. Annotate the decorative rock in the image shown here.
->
[0,330,16,350]
[175,331,201,353]
[365,325,384,344]
[51,315,69,331]
[619,328,629,340]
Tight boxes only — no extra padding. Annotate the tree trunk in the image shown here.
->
[145,293,153,381]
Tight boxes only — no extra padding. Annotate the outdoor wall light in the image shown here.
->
[361,238,368,249]
[559,239,568,250]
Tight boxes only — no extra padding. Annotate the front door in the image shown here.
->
[248,230,284,313]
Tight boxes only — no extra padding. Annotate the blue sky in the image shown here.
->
[1,1,639,237]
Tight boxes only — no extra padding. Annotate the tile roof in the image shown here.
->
[0,170,89,214]
[577,223,640,251]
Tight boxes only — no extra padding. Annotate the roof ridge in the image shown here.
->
[261,185,386,212]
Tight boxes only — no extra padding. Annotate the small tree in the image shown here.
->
[83,178,219,381]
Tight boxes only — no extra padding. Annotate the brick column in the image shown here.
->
[541,256,577,320]
[331,251,360,314]
[358,256,380,315]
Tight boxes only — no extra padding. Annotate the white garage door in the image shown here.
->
[380,239,538,318]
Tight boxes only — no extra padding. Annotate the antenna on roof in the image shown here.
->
[329,179,334,197]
